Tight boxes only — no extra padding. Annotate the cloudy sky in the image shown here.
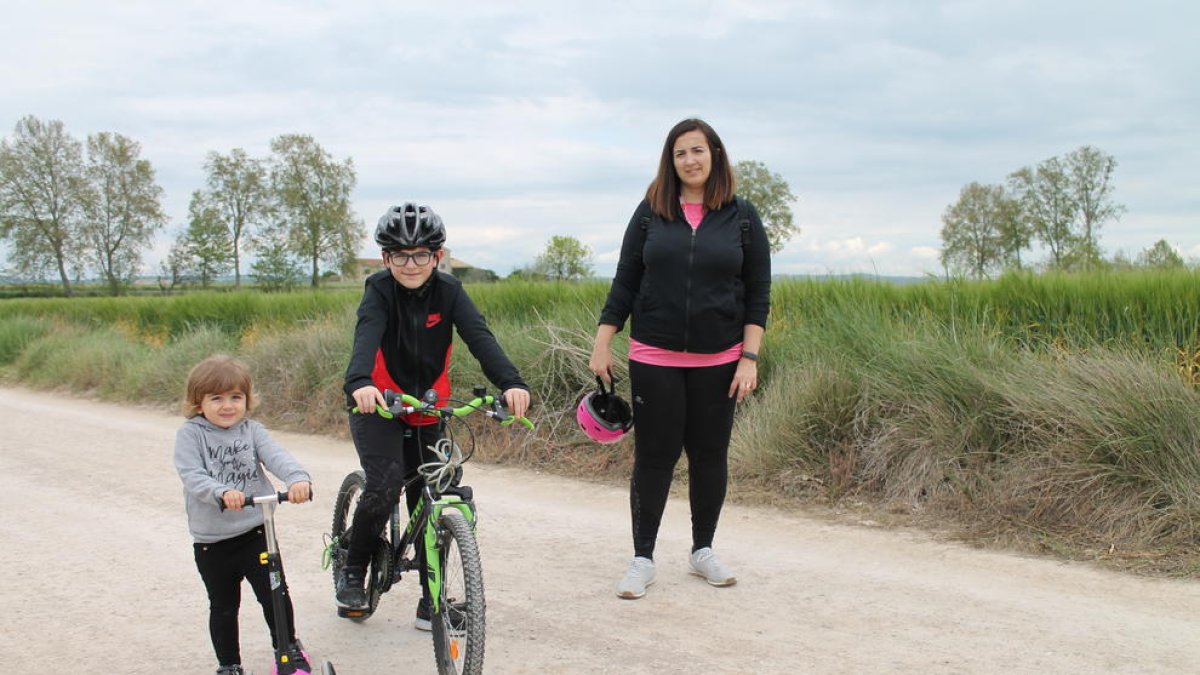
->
[2,0,1197,278]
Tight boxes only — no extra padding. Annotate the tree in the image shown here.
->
[268,134,361,287]
[82,132,166,294]
[1065,145,1123,269]
[157,238,193,291]
[733,160,798,254]
[197,148,272,288]
[939,182,1015,278]
[1137,239,1185,269]
[533,235,593,281]
[0,116,92,295]
[1008,158,1078,270]
[177,195,235,287]
[250,226,305,292]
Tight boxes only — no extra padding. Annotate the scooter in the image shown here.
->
[243,492,337,675]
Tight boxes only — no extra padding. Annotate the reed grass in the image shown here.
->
[2,270,1199,573]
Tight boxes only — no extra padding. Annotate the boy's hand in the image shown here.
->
[502,388,531,419]
[222,489,247,511]
[288,480,312,504]
[352,385,387,413]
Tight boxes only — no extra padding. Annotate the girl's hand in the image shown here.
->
[728,359,758,402]
[287,480,312,504]
[502,388,531,419]
[222,489,247,511]
[352,385,386,413]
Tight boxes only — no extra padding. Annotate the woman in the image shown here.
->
[590,118,772,599]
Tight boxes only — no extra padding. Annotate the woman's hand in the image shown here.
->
[728,359,758,402]
[351,385,386,414]
[590,324,619,384]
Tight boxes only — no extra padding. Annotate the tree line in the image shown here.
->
[0,115,361,295]
[3,115,805,292]
[939,146,1189,277]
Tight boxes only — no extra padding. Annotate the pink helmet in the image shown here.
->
[576,376,633,444]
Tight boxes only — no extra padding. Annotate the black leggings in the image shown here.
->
[193,527,296,667]
[345,411,443,572]
[628,359,738,559]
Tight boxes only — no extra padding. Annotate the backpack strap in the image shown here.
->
[735,196,751,248]
[638,212,651,261]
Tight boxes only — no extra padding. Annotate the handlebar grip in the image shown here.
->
[219,491,293,511]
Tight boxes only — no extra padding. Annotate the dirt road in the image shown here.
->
[2,386,1199,674]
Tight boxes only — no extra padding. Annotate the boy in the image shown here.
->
[337,203,531,630]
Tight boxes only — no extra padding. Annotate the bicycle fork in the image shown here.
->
[423,495,477,613]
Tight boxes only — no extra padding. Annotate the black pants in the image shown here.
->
[628,359,738,559]
[345,411,444,572]
[193,527,296,667]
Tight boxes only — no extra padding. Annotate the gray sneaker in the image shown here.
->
[615,556,656,599]
[689,547,737,587]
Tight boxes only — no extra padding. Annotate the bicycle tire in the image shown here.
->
[431,508,486,675]
[330,470,387,620]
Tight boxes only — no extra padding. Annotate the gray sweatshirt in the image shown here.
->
[174,415,311,544]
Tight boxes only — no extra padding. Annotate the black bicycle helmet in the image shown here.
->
[375,202,447,251]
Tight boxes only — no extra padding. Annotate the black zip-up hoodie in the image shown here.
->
[344,269,528,418]
[599,197,771,353]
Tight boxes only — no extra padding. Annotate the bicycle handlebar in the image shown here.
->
[352,388,536,430]
[245,492,289,507]
[218,490,294,511]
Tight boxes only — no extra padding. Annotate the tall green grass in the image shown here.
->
[0,289,361,341]
[3,270,1199,571]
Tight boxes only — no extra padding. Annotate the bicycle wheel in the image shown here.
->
[330,470,387,620]
[430,508,485,675]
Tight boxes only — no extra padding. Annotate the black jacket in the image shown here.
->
[344,270,527,409]
[599,197,771,353]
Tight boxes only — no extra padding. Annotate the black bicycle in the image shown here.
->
[323,387,533,675]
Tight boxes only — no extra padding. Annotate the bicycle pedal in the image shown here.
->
[337,606,372,619]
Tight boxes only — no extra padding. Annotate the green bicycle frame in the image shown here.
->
[397,487,478,614]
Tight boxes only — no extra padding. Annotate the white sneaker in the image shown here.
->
[616,556,656,599]
[689,547,737,587]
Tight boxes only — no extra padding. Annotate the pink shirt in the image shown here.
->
[628,199,742,367]
[681,201,706,229]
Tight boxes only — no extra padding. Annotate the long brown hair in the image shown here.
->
[645,118,736,220]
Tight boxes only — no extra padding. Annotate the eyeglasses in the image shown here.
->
[385,251,435,267]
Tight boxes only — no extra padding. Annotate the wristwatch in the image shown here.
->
[741,351,759,362]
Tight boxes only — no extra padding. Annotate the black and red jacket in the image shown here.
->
[344,269,528,425]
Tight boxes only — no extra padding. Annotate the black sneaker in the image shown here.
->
[415,596,468,632]
[215,666,244,675]
[336,565,368,609]
[414,596,432,631]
